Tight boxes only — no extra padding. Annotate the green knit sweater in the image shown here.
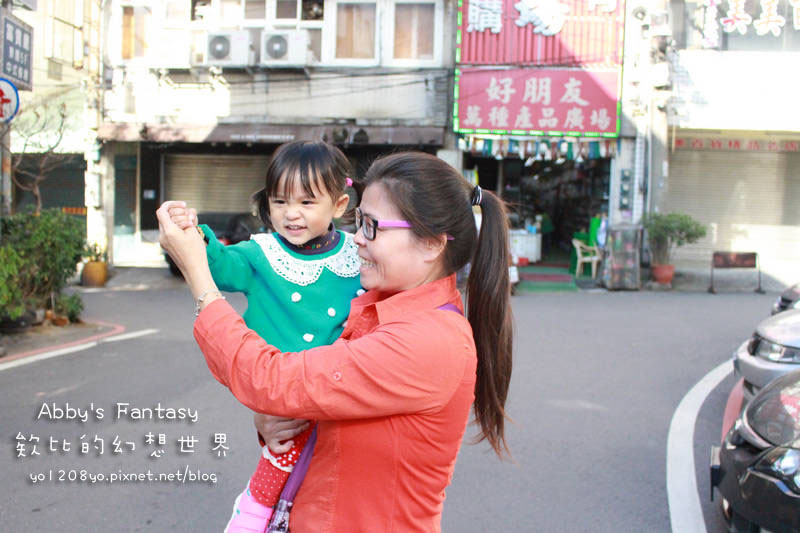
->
[201,225,362,352]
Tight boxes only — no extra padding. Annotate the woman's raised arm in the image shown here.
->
[157,201,223,309]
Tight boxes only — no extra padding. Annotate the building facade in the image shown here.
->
[7,0,102,240]
[655,0,800,286]
[97,0,457,265]
[451,0,630,270]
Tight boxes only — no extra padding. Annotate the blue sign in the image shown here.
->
[2,12,32,91]
[0,77,19,123]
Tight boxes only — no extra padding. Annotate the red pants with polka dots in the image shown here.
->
[249,425,314,507]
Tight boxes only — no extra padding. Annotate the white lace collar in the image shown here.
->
[250,232,360,286]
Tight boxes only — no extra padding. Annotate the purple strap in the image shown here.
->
[438,302,463,315]
[267,425,318,533]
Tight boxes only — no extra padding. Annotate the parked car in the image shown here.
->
[733,309,800,401]
[773,283,800,314]
[164,211,265,276]
[711,369,800,532]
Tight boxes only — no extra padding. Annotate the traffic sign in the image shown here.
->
[0,77,20,123]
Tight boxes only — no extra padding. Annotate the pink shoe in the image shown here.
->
[224,486,273,533]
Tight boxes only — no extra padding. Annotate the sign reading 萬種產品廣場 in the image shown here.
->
[455,0,623,137]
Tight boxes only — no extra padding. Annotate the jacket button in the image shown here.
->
[332,371,342,381]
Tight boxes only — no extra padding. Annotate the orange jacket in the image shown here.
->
[194,274,477,532]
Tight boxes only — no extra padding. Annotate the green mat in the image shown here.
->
[516,280,578,293]
[519,265,570,274]
[515,263,579,293]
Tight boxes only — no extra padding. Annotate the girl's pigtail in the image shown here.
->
[339,177,366,227]
[252,188,269,227]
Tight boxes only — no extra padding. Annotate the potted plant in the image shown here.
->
[643,212,707,284]
[81,243,108,287]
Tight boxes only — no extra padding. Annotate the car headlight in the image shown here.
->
[751,336,800,363]
[744,374,800,447]
[753,447,800,494]
[793,299,800,310]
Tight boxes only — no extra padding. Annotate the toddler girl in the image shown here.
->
[170,140,362,532]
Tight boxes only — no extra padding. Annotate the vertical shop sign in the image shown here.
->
[458,0,624,66]
[0,10,33,91]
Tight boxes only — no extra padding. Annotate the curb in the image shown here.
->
[0,320,126,364]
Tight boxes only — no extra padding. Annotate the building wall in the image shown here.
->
[104,68,450,126]
[657,1,800,284]
[102,0,455,128]
[669,50,800,132]
[97,0,456,265]
[11,1,101,154]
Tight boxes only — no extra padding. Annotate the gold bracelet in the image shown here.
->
[195,290,225,317]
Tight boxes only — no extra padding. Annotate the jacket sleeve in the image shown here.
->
[194,299,474,420]
[200,224,254,293]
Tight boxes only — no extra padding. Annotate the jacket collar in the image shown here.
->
[352,274,462,324]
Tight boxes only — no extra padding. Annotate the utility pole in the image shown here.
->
[0,0,35,216]
[1,125,10,217]
[0,0,10,217]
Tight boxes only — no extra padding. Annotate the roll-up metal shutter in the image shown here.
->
[164,154,270,212]
[664,150,800,272]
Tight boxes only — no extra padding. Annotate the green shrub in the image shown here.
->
[1,208,86,310]
[0,245,25,320]
[643,212,707,265]
[55,292,83,323]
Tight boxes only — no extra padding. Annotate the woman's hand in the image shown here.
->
[254,413,310,454]
[157,201,218,302]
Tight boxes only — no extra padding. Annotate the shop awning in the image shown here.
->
[459,134,618,160]
[97,122,445,146]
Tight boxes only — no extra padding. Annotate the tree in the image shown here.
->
[0,91,75,215]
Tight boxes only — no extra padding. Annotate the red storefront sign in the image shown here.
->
[674,137,800,152]
[458,0,625,67]
[454,67,619,136]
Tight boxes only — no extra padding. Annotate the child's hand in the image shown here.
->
[253,413,310,454]
[168,202,198,230]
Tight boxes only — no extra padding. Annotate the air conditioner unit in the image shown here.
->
[260,30,308,66]
[206,31,253,67]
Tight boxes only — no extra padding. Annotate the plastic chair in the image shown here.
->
[572,239,601,279]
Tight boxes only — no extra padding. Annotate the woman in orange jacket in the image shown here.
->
[158,151,513,532]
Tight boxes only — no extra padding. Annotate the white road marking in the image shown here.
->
[0,329,159,372]
[666,359,732,533]
[100,328,159,343]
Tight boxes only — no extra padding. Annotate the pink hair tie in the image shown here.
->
[345,177,353,187]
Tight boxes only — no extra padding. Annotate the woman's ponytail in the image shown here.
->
[466,188,513,458]
[362,152,513,458]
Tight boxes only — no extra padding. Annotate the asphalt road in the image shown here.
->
[0,281,777,531]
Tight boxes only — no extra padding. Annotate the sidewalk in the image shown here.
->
[0,320,120,359]
[0,266,183,360]
[88,265,187,292]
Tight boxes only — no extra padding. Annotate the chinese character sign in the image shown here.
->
[1,13,33,91]
[456,68,619,136]
[459,0,623,66]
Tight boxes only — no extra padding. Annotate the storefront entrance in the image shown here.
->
[464,152,611,266]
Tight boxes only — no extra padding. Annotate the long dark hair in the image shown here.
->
[253,140,363,228]
[363,152,513,458]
